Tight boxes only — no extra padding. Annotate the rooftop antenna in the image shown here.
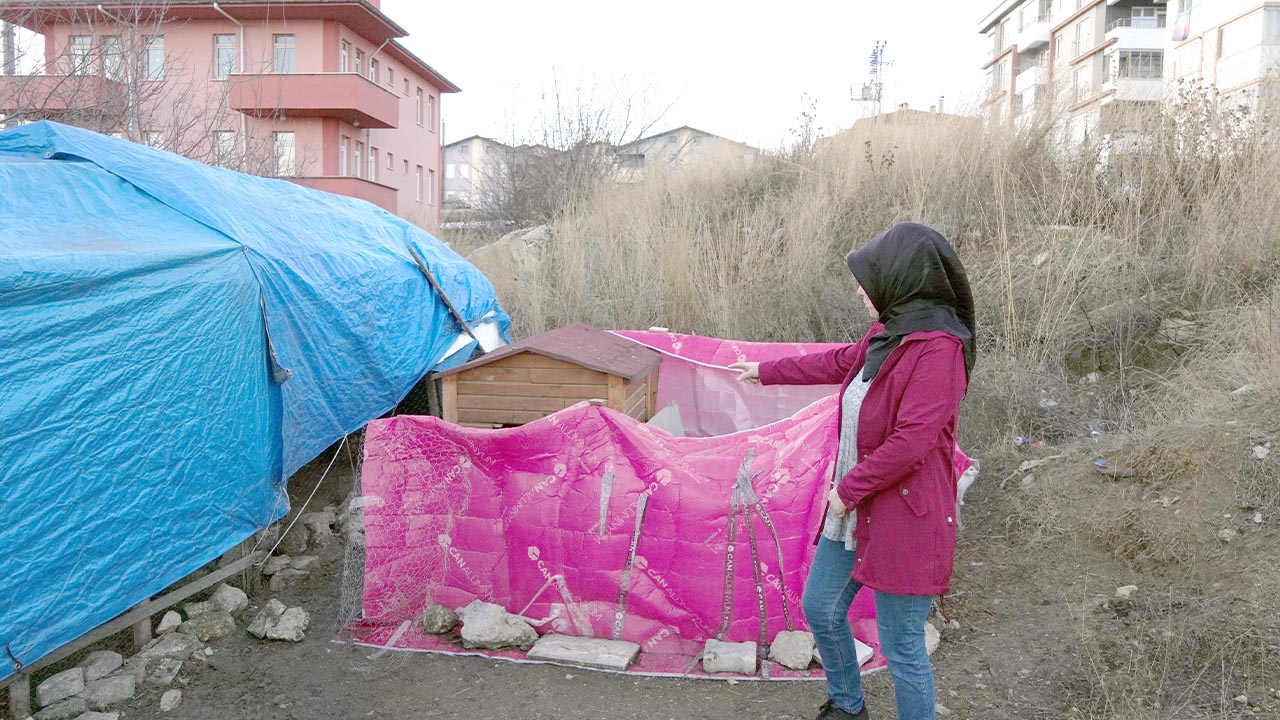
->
[852,40,892,117]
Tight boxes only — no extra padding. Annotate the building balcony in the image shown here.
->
[1103,75,1162,102]
[226,73,399,129]
[1015,62,1049,90]
[0,74,127,121]
[1013,14,1054,50]
[1104,17,1167,50]
[290,176,399,213]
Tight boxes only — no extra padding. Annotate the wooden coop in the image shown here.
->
[436,322,662,427]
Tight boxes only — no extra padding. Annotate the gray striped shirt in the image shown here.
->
[823,375,870,550]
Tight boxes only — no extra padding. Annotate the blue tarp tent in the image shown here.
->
[0,121,508,680]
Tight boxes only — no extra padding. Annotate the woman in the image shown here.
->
[729,222,975,720]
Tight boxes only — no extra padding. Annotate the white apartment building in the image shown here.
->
[1166,0,1280,105]
[981,0,1168,144]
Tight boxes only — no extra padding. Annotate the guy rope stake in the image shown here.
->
[407,244,479,343]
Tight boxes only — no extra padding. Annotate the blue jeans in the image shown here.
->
[802,537,937,720]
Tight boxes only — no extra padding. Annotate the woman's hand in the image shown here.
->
[728,361,760,384]
[827,486,848,518]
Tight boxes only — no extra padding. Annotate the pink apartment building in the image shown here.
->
[0,0,456,224]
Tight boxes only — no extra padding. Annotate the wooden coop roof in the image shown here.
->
[436,322,661,381]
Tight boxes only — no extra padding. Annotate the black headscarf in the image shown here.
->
[845,222,976,381]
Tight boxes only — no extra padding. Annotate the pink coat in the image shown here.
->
[758,324,969,596]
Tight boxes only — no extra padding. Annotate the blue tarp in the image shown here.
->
[0,121,508,680]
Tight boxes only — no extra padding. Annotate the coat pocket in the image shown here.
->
[897,481,929,517]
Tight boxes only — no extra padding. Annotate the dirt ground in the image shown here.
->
[19,420,1280,720]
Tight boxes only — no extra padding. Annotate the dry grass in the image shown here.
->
[454,87,1280,717]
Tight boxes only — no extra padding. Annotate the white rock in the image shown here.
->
[767,631,814,670]
[701,639,757,675]
[261,555,292,576]
[269,568,310,592]
[210,584,249,615]
[247,599,287,639]
[112,656,148,686]
[936,702,954,717]
[146,658,183,688]
[1115,585,1139,599]
[160,689,182,712]
[1218,528,1240,543]
[301,511,336,545]
[32,696,86,720]
[264,607,310,642]
[458,600,537,650]
[1235,694,1249,704]
[183,600,215,618]
[1231,384,1257,396]
[420,604,459,634]
[1255,512,1264,524]
[155,611,182,635]
[178,610,236,642]
[925,621,940,655]
[81,674,136,710]
[1254,446,1271,460]
[289,555,320,571]
[81,650,123,682]
[75,713,119,720]
[277,523,310,555]
[34,668,84,708]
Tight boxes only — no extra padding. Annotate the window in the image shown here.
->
[145,35,164,80]
[143,131,164,149]
[340,40,349,72]
[387,152,394,170]
[1053,34,1064,59]
[1118,50,1163,78]
[445,163,455,179]
[1074,65,1091,101]
[369,58,378,82]
[1074,20,1090,56]
[274,34,295,73]
[67,35,91,75]
[403,159,408,175]
[427,94,436,131]
[355,49,364,77]
[459,143,469,153]
[993,60,1008,92]
[617,153,644,169]
[213,131,235,167]
[404,78,409,95]
[274,132,295,176]
[214,34,236,79]
[388,67,394,86]
[415,165,423,202]
[428,169,436,205]
[355,140,364,178]
[459,164,470,179]
[1131,6,1167,29]
[340,136,349,176]
[368,146,377,182]
[101,36,122,80]
[415,88,423,125]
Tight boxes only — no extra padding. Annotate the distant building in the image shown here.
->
[443,135,553,213]
[0,0,457,224]
[1165,0,1280,107]
[612,126,759,182]
[979,0,1166,145]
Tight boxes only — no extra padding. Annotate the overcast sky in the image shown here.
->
[386,0,995,151]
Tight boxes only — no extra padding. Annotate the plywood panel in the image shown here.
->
[441,375,459,423]
[457,380,607,399]
[458,408,549,425]
[460,366,610,387]
[607,375,627,413]
[457,394,579,413]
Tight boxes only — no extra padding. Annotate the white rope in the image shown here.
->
[253,434,347,565]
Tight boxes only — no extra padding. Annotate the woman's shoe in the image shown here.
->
[816,698,869,719]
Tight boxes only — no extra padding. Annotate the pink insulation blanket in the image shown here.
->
[352,332,906,678]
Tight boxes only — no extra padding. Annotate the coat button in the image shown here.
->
[901,488,909,495]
